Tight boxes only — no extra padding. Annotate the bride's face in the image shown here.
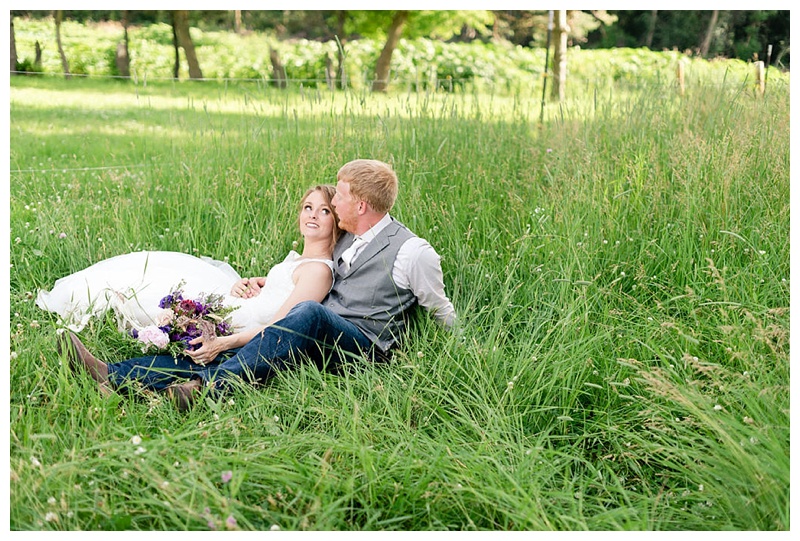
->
[298,190,336,242]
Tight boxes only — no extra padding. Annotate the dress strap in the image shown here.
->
[296,258,335,272]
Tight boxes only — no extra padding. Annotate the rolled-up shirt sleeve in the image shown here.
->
[394,237,457,328]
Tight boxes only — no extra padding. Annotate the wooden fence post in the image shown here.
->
[676,60,685,96]
[755,61,765,96]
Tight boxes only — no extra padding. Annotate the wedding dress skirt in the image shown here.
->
[36,250,333,333]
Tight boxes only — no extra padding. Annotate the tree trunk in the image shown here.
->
[234,10,242,34]
[551,10,567,102]
[171,13,180,79]
[34,41,42,69]
[335,10,347,89]
[645,10,657,48]
[172,10,203,80]
[116,11,130,78]
[54,10,71,79]
[325,52,335,90]
[269,48,286,89]
[372,10,408,92]
[699,10,719,58]
[10,18,17,74]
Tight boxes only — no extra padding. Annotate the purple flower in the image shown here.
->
[225,515,237,530]
[221,470,233,483]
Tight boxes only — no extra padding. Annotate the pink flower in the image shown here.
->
[137,325,169,350]
[221,470,233,484]
[225,515,237,530]
[58,232,67,239]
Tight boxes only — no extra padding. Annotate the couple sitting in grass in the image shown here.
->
[37,159,456,410]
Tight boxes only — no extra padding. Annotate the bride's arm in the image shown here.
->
[187,262,333,365]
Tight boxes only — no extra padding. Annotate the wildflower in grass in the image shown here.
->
[221,470,233,484]
[546,148,553,153]
[713,404,723,411]
[45,512,58,522]
[30,456,41,467]
[226,515,237,530]
[48,496,56,505]
[10,351,18,360]
[130,435,142,445]
[417,351,424,358]
[134,446,146,455]
[270,524,281,531]
[59,232,67,239]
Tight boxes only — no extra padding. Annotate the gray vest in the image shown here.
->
[323,218,417,351]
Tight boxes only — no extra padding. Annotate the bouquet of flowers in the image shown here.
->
[132,281,237,356]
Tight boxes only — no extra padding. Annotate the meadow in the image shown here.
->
[8,69,790,530]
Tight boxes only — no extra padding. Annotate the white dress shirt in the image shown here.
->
[349,214,457,328]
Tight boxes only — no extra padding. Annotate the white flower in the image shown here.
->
[30,456,41,467]
[156,309,174,327]
[130,435,142,445]
[713,404,723,411]
[270,524,281,531]
[45,512,58,522]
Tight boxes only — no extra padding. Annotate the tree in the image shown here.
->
[645,10,657,48]
[699,10,719,58]
[344,10,493,92]
[551,10,567,102]
[171,10,203,80]
[372,10,408,92]
[10,18,17,74]
[53,10,71,79]
[115,10,130,77]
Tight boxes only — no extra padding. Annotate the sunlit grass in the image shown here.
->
[9,75,789,530]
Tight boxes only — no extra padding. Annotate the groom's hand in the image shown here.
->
[186,336,222,366]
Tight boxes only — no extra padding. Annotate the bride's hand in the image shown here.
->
[243,276,265,298]
[231,278,251,298]
[185,336,223,366]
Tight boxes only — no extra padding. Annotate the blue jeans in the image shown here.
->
[107,301,377,393]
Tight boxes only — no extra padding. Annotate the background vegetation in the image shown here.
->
[12,9,790,69]
[12,15,780,96]
[8,16,790,532]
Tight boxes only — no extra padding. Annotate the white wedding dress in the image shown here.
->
[36,251,334,333]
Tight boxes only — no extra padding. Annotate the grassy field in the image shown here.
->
[8,73,789,530]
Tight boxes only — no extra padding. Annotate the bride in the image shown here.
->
[37,185,341,364]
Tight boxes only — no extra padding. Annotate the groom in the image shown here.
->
[65,159,456,409]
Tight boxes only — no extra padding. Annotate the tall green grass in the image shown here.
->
[9,75,789,530]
